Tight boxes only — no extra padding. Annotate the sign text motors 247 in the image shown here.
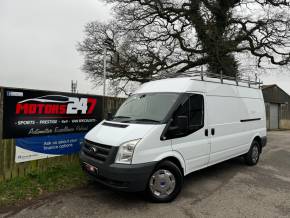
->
[3,88,103,139]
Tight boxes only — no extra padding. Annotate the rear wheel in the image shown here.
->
[146,161,183,203]
[244,140,261,166]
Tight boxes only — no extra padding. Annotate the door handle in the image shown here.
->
[211,128,215,136]
[205,129,208,136]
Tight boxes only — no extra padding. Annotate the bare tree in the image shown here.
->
[78,0,290,94]
[77,21,186,94]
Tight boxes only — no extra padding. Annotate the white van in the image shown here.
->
[80,76,267,202]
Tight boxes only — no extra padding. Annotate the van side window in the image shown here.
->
[174,97,190,118]
[189,94,204,128]
[168,94,204,138]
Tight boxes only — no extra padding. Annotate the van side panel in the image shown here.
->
[207,95,247,164]
[206,83,266,165]
[132,125,173,165]
[237,88,267,145]
[171,129,210,174]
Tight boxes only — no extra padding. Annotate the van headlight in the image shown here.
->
[115,139,141,164]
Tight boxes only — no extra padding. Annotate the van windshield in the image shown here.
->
[113,93,179,124]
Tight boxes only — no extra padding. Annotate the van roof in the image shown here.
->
[136,77,196,94]
[135,77,262,99]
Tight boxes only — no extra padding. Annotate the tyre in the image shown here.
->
[146,160,183,203]
[244,140,261,166]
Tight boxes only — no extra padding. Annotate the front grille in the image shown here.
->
[83,139,113,163]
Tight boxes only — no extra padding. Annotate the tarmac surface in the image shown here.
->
[1,131,290,218]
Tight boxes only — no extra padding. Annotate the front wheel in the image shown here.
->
[146,161,183,203]
[244,140,261,166]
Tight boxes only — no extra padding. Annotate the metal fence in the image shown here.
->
[0,88,125,182]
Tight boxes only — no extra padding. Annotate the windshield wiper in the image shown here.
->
[113,116,131,119]
[133,118,161,123]
[112,116,133,123]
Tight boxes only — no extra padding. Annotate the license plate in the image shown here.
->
[84,163,98,175]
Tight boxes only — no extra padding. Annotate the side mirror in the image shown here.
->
[107,112,113,120]
[176,115,188,130]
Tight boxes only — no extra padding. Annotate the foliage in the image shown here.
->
[0,163,87,207]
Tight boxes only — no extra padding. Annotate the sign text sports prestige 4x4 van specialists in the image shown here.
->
[80,77,267,202]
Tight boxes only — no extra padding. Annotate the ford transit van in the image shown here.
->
[80,76,267,202]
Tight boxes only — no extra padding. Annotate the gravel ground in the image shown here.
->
[1,131,290,218]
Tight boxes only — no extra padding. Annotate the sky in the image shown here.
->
[0,0,111,95]
[0,0,290,95]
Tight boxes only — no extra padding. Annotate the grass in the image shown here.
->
[0,163,87,207]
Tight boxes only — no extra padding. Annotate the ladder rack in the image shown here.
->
[158,70,263,89]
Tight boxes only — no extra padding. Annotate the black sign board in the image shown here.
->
[3,88,103,139]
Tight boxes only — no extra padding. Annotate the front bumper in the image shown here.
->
[80,150,156,192]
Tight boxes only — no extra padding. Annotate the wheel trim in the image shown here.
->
[149,169,176,199]
[252,145,259,163]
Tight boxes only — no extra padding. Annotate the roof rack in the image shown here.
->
[160,70,263,89]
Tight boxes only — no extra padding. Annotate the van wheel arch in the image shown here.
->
[158,157,184,175]
[253,136,262,153]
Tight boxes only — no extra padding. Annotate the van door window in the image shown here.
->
[167,94,204,138]
[189,94,204,128]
